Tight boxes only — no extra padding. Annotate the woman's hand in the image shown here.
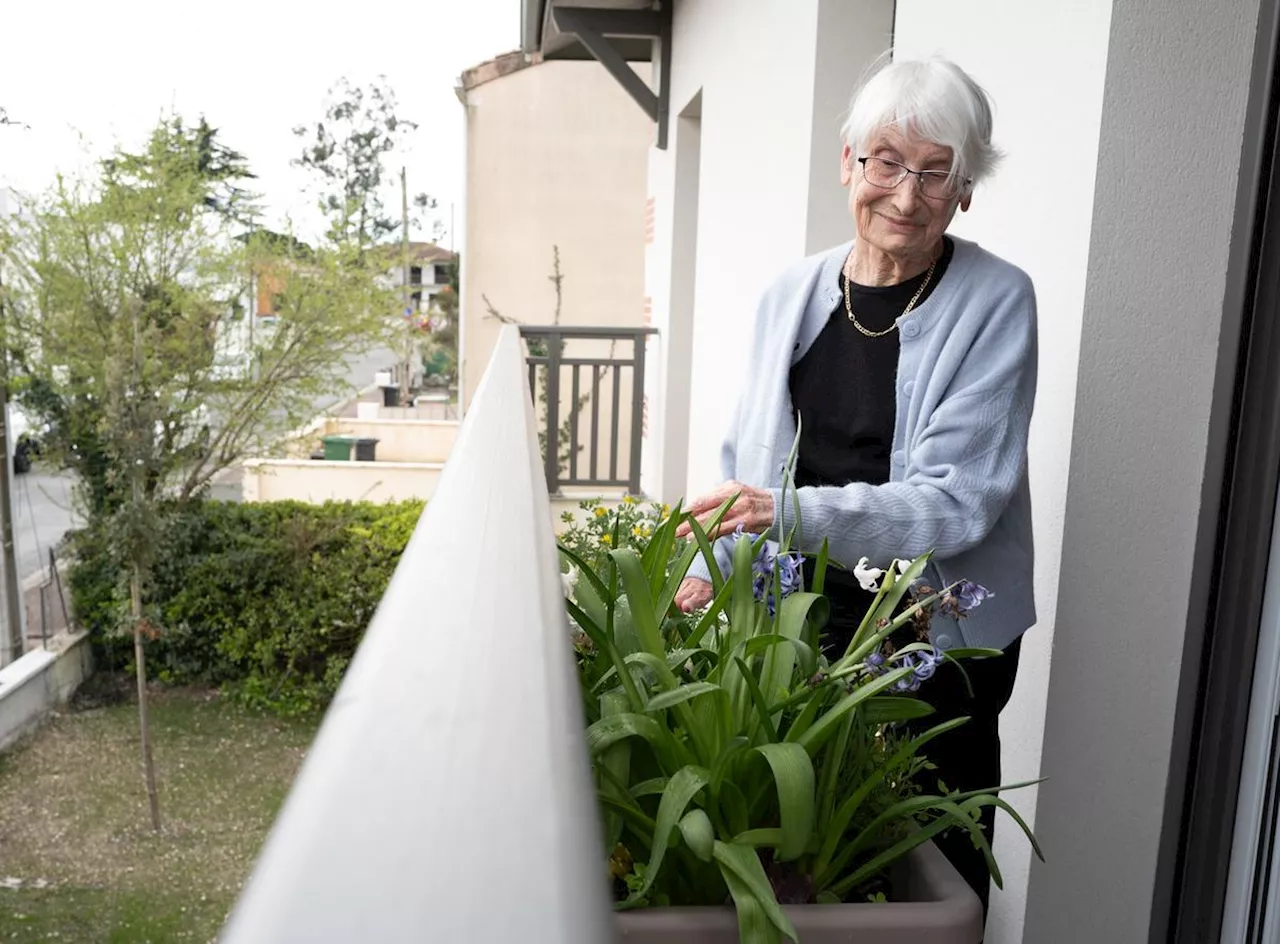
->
[675,577,714,613]
[674,480,776,541]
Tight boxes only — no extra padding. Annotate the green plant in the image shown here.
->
[69,498,422,716]
[559,492,1041,943]
[559,495,672,574]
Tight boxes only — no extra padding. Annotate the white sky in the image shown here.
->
[0,0,521,246]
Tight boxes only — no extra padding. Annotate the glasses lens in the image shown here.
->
[861,158,903,188]
[919,173,961,199]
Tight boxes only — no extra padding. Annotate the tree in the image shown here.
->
[0,117,396,830]
[293,77,444,247]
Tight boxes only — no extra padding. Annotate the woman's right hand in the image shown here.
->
[676,577,714,613]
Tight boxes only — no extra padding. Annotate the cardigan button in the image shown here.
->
[903,380,915,397]
[901,321,921,340]
[936,634,954,650]
[891,450,905,466]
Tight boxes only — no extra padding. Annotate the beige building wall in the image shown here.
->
[457,53,651,439]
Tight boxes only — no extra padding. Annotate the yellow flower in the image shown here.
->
[632,525,644,538]
[623,495,637,505]
[594,507,609,518]
[600,533,613,545]
[661,504,671,515]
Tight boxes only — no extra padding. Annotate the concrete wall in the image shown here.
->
[0,632,93,753]
[458,58,650,414]
[1022,1,1264,940]
[242,459,442,504]
[645,0,893,501]
[890,4,1113,940]
[304,419,459,464]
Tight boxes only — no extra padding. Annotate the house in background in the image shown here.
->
[455,50,653,503]
[519,1,1280,943]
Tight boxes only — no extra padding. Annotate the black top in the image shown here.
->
[788,237,954,652]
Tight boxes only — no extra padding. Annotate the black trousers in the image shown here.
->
[813,571,1022,919]
[904,637,1022,919]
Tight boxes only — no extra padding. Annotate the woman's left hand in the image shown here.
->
[674,480,775,540]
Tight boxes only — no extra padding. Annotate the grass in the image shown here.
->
[0,677,319,942]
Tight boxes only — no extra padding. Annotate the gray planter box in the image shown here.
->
[615,841,983,943]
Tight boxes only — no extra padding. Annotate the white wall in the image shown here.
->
[890,4,1113,941]
[646,0,893,502]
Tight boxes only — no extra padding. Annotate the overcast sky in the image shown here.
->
[0,0,520,246]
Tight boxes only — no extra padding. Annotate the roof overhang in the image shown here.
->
[519,1,672,148]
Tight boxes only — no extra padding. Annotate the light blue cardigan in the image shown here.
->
[687,236,1037,653]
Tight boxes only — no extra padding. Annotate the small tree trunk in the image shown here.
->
[131,565,161,832]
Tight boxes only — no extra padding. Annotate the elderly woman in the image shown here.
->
[674,57,1035,916]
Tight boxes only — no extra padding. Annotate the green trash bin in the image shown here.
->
[321,435,355,461]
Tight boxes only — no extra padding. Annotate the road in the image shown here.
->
[10,469,79,582]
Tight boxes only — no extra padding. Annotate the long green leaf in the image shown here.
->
[861,696,936,724]
[586,713,664,755]
[820,778,1043,885]
[815,717,971,875]
[646,681,726,713]
[811,538,830,596]
[565,597,645,713]
[611,548,671,666]
[794,666,916,754]
[986,794,1045,862]
[599,690,632,851]
[825,816,954,900]
[678,809,715,862]
[735,657,779,743]
[687,513,727,596]
[719,865,782,944]
[754,742,815,861]
[555,542,612,611]
[731,828,785,847]
[713,841,797,942]
[686,580,734,653]
[628,765,710,903]
[816,710,855,836]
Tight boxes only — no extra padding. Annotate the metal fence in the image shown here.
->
[220,326,613,943]
[519,325,657,495]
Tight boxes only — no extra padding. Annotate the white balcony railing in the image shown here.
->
[221,326,614,943]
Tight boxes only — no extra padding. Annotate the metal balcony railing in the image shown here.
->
[220,326,613,943]
[519,325,657,496]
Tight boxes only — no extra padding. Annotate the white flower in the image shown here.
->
[894,558,911,575]
[854,557,884,592]
[560,566,579,600]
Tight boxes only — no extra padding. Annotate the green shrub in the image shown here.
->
[68,498,424,715]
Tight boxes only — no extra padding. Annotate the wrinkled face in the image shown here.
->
[841,126,971,260]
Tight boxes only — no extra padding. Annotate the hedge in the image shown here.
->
[69,498,424,716]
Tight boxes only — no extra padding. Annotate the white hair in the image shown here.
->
[840,54,1003,190]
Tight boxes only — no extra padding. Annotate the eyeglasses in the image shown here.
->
[857,156,969,201]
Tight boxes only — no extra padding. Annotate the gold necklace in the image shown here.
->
[844,251,939,338]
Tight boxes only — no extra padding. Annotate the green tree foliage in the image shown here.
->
[0,115,397,828]
[293,77,443,246]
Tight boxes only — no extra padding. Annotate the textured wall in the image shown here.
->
[1023,1,1263,940]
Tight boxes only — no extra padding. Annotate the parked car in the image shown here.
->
[9,405,41,475]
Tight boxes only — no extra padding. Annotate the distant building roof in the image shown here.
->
[456,50,544,101]
[407,242,456,264]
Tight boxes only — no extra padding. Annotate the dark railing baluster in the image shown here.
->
[609,363,622,481]
[590,365,601,482]
[569,365,581,482]
[544,330,562,494]
[519,326,657,494]
[629,337,647,495]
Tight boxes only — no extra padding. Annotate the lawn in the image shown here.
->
[0,678,319,942]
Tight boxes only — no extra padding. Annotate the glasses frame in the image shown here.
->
[856,156,971,202]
